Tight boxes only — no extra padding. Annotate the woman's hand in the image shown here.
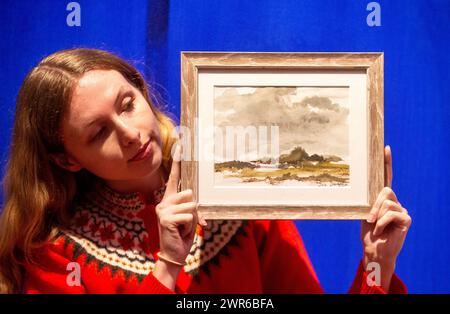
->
[361,145,412,292]
[152,144,207,290]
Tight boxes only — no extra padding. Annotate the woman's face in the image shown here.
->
[59,69,163,182]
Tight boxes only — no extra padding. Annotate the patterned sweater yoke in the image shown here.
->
[59,181,244,283]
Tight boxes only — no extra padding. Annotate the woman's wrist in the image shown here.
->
[363,253,396,292]
[152,259,183,291]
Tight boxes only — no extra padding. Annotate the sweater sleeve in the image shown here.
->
[348,260,408,294]
[253,220,408,294]
[23,240,178,294]
[24,245,87,294]
[252,220,324,293]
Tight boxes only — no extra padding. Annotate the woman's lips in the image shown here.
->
[128,139,152,162]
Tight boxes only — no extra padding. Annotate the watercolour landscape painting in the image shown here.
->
[213,86,350,187]
[182,52,384,219]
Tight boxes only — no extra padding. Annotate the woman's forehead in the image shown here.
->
[74,70,128,100]
[66,70,131,128]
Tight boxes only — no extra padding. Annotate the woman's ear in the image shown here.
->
[50,153,82,172]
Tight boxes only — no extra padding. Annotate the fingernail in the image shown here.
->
[367,213,375,223]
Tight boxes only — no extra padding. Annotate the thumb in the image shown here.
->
[384,145,393,188]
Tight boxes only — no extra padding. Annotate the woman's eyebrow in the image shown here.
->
[82,86,129,129]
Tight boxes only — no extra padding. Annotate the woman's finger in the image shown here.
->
[198,211,207,227]
[162,213,194,238]
[163,202,197,215]
[384,145,393,188]
[163,189,194,206]
[376,199,407,221]
[367,187,399,223]
[373,211,412,237]
[164,144,182,197]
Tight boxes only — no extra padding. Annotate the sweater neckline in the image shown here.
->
[84,179,167,213]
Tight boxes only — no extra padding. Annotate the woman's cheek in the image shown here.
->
[86,145,118,168]
[85,154,123,179]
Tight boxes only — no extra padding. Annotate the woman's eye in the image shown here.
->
[93,127,106,140]
[123,99,135,112]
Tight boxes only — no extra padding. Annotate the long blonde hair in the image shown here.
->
[0,48,177,293]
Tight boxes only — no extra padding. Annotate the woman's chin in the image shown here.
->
[139,150,163,176]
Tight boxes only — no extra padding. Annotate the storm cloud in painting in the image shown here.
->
[214,86,350,162]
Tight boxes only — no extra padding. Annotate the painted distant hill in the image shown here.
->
[215,146,344,171]
[278,146,343,165]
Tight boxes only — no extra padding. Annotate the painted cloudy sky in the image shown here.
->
[214,86,350,161]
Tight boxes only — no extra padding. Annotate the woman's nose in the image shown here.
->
[116,119,140,147]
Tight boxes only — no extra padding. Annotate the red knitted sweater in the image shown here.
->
[23,182,407,294]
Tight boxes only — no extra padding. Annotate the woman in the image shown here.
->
[0,48,411,293]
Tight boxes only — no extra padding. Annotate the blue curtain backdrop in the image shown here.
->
[0,0,449,293]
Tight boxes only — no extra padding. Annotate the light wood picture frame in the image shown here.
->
[180,52,384,220]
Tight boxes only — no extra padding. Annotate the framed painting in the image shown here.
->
[180,52,384,219]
